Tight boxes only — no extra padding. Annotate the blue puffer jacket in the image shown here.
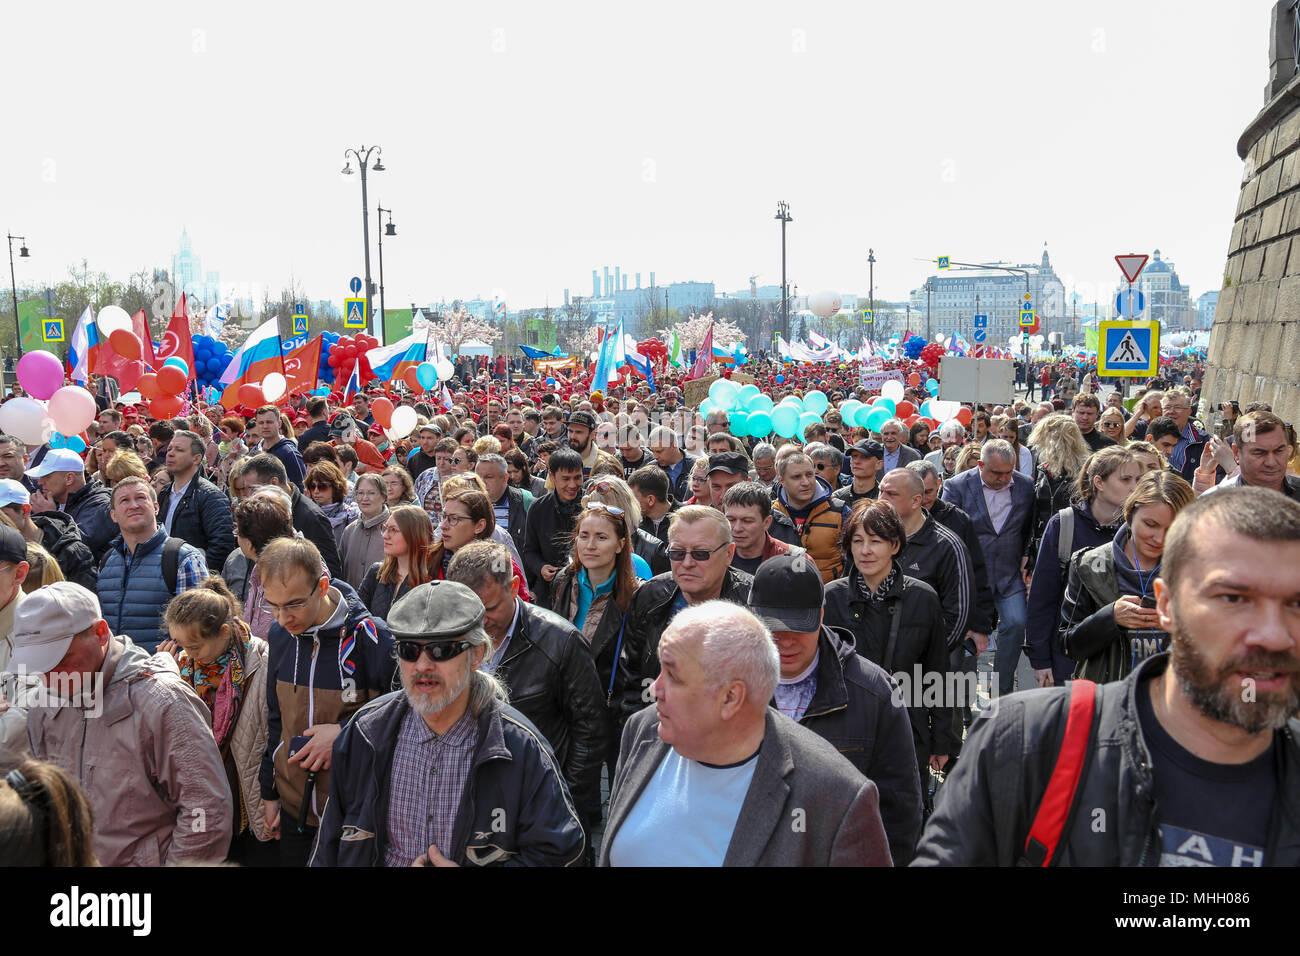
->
[309,692,586,867]
[97,529,203,653]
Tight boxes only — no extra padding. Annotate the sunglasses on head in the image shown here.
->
[396,639,474,663]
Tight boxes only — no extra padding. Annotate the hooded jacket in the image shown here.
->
[31,510,97,590]
[913,653,1300,866]
[310,693,586,867]
[27,635,234,865]
[781,625,924,865]
[772,475,846,583]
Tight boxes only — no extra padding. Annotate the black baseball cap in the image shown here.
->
[707,452,749,477]
[568,410,598,431]
[0,525,26,566]
[750,553,824,633]
[848,439,886,461]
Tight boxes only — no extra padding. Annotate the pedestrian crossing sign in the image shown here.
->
[1019,309,1035,327]
[42,319,64,342]
[1098,320,1159,377]
[344,297,367,329]
[292,313,308,336]
[863,309,873,323]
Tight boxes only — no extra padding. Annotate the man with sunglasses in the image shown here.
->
[621,505,753,718]
[312,578,585,867]
[259,536,395,867]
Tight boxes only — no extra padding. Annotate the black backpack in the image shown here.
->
[99,537,185,593]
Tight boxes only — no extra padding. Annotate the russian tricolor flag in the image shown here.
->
[220,318,284,407]
[366,332,425,382]
[67,305,98,385]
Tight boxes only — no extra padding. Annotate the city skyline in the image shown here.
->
[2,1,1270,324]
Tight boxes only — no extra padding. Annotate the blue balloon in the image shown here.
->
[546,377,557,386]
[417,362,438,389]
[49,432,66,449]
[747,410,772,436]
[65,436,86,453]
[163,356,189,376]
[775,375,785,384]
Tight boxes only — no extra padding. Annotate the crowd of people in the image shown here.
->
[1,352,1298,868]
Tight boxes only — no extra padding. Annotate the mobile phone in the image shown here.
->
[288,735,312,761]
[1140,596,1157,609]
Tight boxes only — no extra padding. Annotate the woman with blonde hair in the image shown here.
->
[380,465,418,509]
[357,504,436,621]
[339,472,389,588]
[1026,413,1090,558]
[1098,406,1127,447]
[991,415,1032,475]
[21,541,64,592]
[684,455,712,505]
[953,443,982,475]
[104,449,149,487]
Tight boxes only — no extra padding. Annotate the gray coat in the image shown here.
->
[940,467,1035,599]
[600,705,893,866]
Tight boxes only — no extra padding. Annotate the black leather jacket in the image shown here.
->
[620,566,753,716]
[157,474,237,571]
[494,601,606,824]
[913,653,1300,865]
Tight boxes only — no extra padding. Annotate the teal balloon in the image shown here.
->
[65,435,86,453]
[746,393,774,414]
[747,410,772,436]
[804,390,829,415]
[926,378,940,394]
[737,384,762,406]
[417,362,438,388]
[874,397,896,417]
[729,410,750,437]
[770,404,800,439]
[854,405,876,429]
[919,400,932,418]
[163,356,189,376]
[781,396,805,413]
[709,377,740,410]
[865,407,892,432]
[49,432,66,449]
[798,411,821,435]
[839,399,862,423]
[698,398,717,418]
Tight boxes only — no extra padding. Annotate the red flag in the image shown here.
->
[89,312,145,392]
[283,334,322,399]
[132,308,158,370]
[156,292,196,380]
[687,322,714,381]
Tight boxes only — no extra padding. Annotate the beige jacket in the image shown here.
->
[28,635,234,866]
[229,635,272,842]
[0,590,34,772]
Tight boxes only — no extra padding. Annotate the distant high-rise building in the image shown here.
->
[171,227,221,309]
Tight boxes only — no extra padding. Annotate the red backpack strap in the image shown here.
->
[1022,678,1098,867]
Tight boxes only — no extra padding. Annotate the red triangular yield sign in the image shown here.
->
[1115,254,1149,283]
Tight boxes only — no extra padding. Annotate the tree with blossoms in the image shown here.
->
[415,304,503,354]
[660,312,745,353]
[565,325,603,358]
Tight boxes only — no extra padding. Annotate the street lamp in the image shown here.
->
[867,248,876,345]
[376,205,395,345]
[8,234,29,359]
[774,201,792,341]
[341,145,384,338]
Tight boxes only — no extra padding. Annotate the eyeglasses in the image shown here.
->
[259,591,319,614]
[583,500,625,516]
[667,542,728,562]
[441,512,471,526]
[306,481,333,491]
[396,640,473,663]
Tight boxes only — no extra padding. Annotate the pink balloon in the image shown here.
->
[16,350,65,400]
[47,385,97,436]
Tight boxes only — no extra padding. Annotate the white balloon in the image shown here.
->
[930,399,961,421]
[0,397,51,445]
[881,380,905,402]
[807,290,843,319]
[96,305,132,337]
[435,360,454,380]
[119,392,142,405]
[388,405,418,440]
[262,372,287,402]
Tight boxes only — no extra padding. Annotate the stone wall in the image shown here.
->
[1204,3,1300,422]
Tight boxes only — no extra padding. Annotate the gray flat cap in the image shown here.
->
[386,580,485,641]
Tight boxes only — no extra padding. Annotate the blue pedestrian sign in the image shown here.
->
[1097,320,1159,377]
[1115,290,1145,317]
[863,309,873,323]
[344,297,367,329]
[1019,309,1035,328]
[349,277,363,295]
[292,314,308,336]
[937,256,950,269]
[42,319,64,343]
[973,328,987,343]
[973,313,987,328]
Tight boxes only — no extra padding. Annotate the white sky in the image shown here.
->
[2,0,1274,312]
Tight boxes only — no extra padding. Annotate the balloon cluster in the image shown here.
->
[317,331,342,385]
[326,333,378,387]
[138,357,192,418]
[903,335,926,360]
[919,342,947,369]
[1,352,98,445]
[635,339,668,366]
[402,362,440,393]
[191,335,234,390]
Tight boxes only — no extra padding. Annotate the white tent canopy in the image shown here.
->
[457,340,493,357]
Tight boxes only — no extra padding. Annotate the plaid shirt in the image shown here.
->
[113,536,208,595]
[384,706,479,867]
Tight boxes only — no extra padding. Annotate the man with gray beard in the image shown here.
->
[915,487,1300,866]
[311,580,586,867]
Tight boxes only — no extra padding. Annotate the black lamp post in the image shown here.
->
[376,205,395,344]
[341,146,383,338]
[7,234,29,358]
[775,201,792,342]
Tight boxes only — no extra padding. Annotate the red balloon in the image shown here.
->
[907,372,921,387]
[156,365,187,396]
[109,328,141,360]
[895,400,915,418]
[137,372,161,400]
[370,397,394,428]
[150,395,183,418]
[905,414,920,426]
[403,367,423,391]
[239,384,266,407]
[345,345,358,359]
[339,337,353,348]
[955,407,973,427]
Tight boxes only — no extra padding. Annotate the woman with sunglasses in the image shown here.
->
[306,461,360,552]
[339,472,390,589]
[157,575,274,865]
[380,465,418,509]
[358,504,437,622]
[548,504,644,775]
[1098,408,1127,447]
[581,474,665,576]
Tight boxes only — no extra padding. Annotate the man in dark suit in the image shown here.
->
[601,600,892,867]
[880,419,922,473]
[939,439,1035,697]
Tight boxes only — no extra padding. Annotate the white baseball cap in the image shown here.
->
[0,478,30,508]
[26,448,87,479]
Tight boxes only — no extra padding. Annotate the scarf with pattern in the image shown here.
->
[178,619,252,753]
[856,565,899,603]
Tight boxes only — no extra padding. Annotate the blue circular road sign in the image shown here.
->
[349,276,363,295]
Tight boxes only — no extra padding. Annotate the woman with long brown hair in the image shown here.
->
[0,757,98,865]
[357,504,436,621]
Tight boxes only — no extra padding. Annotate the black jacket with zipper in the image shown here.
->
[913,653,1300,866]
[782,625,924,865]
[491,600,606,826]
